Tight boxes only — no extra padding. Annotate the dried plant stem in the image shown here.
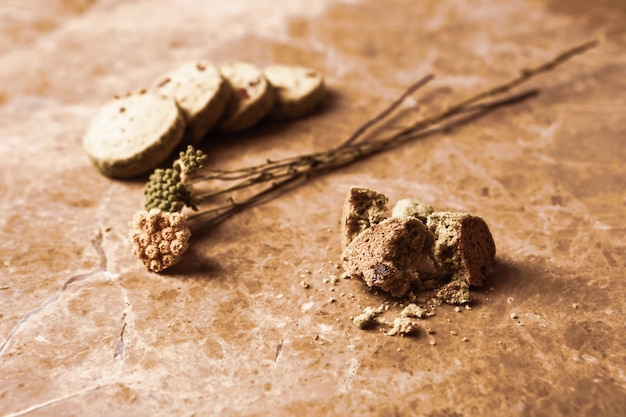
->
[187,73,435,186]
[187,39,598,225]
[383,38,599,143]
[340,74,435,147]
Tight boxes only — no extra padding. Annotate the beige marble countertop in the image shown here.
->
[1,0,625,416]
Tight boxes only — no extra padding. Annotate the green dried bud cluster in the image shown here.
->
[144,168,198,212]
[175,145,207,176]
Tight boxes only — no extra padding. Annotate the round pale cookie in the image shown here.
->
[153,60,231,143]
[82,91,185,178]
[264,64,325,120]
[218,62,275,132]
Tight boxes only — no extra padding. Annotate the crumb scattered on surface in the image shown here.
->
[387,317,417,337]
[435,280,471,305]
[352,305,385,329]
[401,303,434,319]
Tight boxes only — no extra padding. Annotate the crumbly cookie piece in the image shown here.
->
[340,186,389,250]
[342,217,429,298]
[391,198,434,223]
[352,305,385,329]
[218,62,275,132]
[153,60,231,143]
[82,91,185,178]
[426,212,496,286]
[263,64,325,120]
[386,317,417,337]
[401,303,434,318]
[435,280,471,305]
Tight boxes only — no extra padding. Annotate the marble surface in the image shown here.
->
[1,0,625,416]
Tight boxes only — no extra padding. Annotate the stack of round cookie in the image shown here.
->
[82,61,325,178]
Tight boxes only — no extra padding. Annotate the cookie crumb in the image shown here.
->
[387,317,417,337]
[435,280,471,305]
[352,305,384,329]
[401,303,434,319]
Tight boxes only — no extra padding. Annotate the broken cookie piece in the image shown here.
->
[426,212,496,286]
[387,317,417,337]
[391,198,434,223]
[342,216,428,297]
[401,303,435,318]
[435,280,471,305]
[340,186,389,250]
[352,305,385,329]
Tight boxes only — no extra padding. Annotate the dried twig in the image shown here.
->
[191,39,597,217]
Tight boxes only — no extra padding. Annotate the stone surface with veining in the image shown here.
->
[1,0,625,416]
